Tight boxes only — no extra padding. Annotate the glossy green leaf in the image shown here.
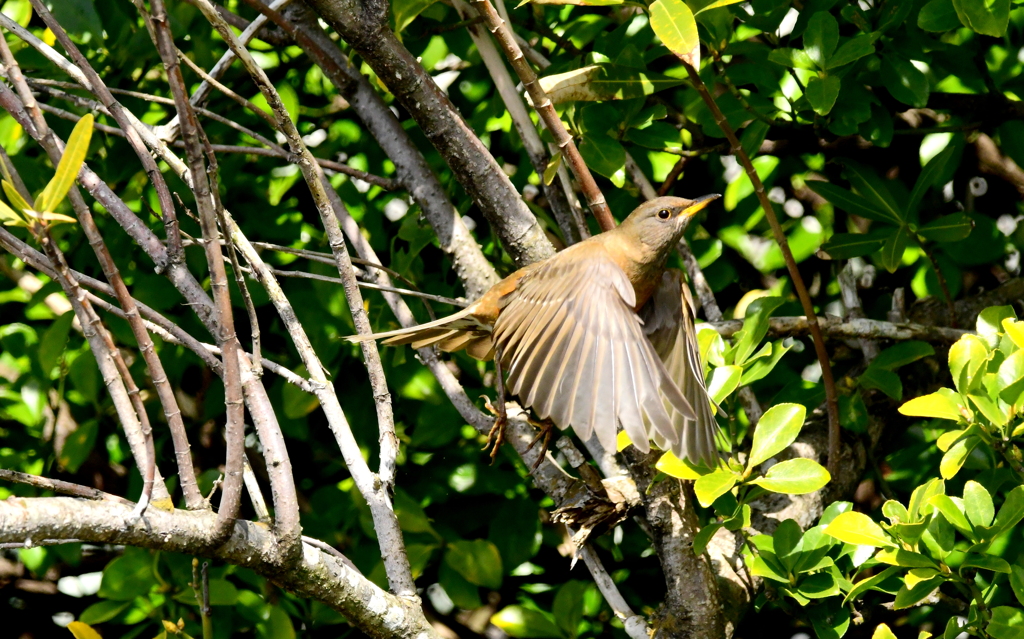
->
[826,35,875,69]
[656,451,705,479]
[875,548,937,568]
[1010,565,1024,607]
[1003,318,1024,348]
[873,341,935,371]
[3,179,33,214]
[0,197,24,226]
[899,387,962,421]
[844,566,900,603]
[578,134,626,179]
[740,340,790,385]
[693,522,723,555]
[747,403,806,468]
[987,606,1024,639]
[767,47,817,70]
[693,0,745,14]
[694,468,738,507]
[731,296,785,366]
[825,511,897,547]
[961,554,1011,573]
[997,349,1024,405]
[751,458,831,494]
[963,480,994,528]
[939,436,980,480]
[952,0,1011,36]
[918,213,974,242]
[707,365,742,404]
[949,334,988,394]
[894,576,943,609]
[650,0,700,67]
[990,486,1024,537]
[805,75,841,115]
[919,0,963,30]
[36,113,93,214]
[804,12,839,68]
[978,305,1016,341]
[929,495,974,538]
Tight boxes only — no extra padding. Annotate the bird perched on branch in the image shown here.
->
[348,195,722,465]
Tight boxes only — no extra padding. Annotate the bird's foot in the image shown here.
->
[481,395,507,464]
[524,417,556,472]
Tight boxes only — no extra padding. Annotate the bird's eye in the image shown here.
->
[657,209,671,220]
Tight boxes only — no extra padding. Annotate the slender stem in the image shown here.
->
[470,0,615,232]
[0,469,133,504]
[915,236,958,328]
[684,63,841,476]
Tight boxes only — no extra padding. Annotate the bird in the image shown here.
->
[348,195,722,465]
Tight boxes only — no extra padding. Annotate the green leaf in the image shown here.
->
[1004,318,1024,348]
[37,114,93,214]
[990,486,1024,537]
[650,0,700,67]
[539,65,686,104]
[949,334,988,394]
[875,548,937,568]
[844,566,900,603]
[952,0,1011,36]
[444,540,503,589]
[824,511,897,547]
[806,180,896,224]
[961,554,1011,573]
[579,133,626,180]
[818,232,887,260]
[963,480,994,528]
[805,75,841,115]
[872,341,935,371]
[3,179,33,213]
[747,403,806,468]
[740,340,790,385]
[899,388,962,421]
[826,35,875,70]
[694,468,738,507]
[707,365,742,404]
[987,606,1024,639]
[693,522,723,555]
[67,622,103,639]
[804,12,839,68]
[840,160,905,224]
[730,296,785,366]
[693,0,745,15]
[552,581,589,638]
[929,495,975,538]
[78,600,131,625]
[873,623,898,639]
[894,576,943,609]
[59,419,98,474]
[656,451,704,479]
[939,436,980,480]
[918,213,974,242]
[751,458,831,494]
[878,226,909,273]
[909,478,945,521]
[919,0,963,30]
[997,349,1024,405]
[767,47,817,70]
[1010,565,1024,607]
[881,53,930,108]
[798,571,840,599]
[859,367,902,401]
[978,306,1016,344]
[492,606,563,638]
[518,0,623,5]
[98,548,158,600]
[909,143,958,215]
[0,197,25,226]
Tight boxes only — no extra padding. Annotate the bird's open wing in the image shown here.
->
[493,245,695,455]
[640,270,720,465]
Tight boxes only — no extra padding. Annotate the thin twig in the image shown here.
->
[684,63,841,477]
[0,469,133,505]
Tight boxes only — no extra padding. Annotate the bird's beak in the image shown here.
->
[679,193,721,218]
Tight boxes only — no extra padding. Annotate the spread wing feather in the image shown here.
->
[494,246,696,455]
[642,270,720,465]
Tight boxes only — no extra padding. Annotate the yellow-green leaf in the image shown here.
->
[824,511,897,547]
[656,451,704,479]
[750,458,830,494]
[693,0,745,15]
[898,388,962,421]
[0,198,25,226]
[747,403,806,469]
[694,467,738,507]
[650,0,700,68]
[872,623,898,639]
[3,179,33,213]
[67,621,103,639]
[37,113,93,213]
[1003,318,1024,348]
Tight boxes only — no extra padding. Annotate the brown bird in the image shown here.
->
[349,195,722,465]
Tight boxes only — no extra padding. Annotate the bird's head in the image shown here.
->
[619,194,720,257]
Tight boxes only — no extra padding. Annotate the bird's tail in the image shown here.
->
[345,306,495,360]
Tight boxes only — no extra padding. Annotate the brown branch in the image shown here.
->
[0,469,133,505]
[684,63,841,478]
[469,0,615,232]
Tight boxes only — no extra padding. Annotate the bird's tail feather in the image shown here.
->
[346,307,493,358]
